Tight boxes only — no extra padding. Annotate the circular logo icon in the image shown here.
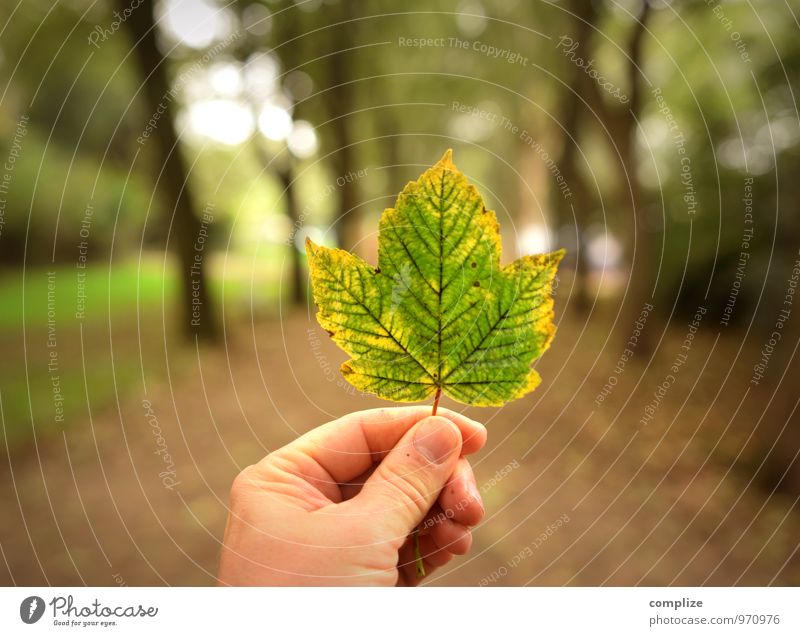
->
[20,596,45,624]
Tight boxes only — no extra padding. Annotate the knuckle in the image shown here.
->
[229,465,258,505]
[376,462,434,519]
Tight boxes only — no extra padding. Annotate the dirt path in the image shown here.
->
[1,314,798,585]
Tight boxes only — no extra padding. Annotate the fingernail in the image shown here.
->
[413,417,460,465]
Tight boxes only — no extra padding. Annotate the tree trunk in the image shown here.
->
[326,1,361,253]
[754,256,800,496]
[555,0,601,313]
[119,0,218,341]
[619,1,654,342]
[276,163,306,307]
[576,0,653,346]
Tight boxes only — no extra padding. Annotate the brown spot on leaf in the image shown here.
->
[473,281,481,287]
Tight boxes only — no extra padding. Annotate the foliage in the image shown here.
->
[307,151,562,407]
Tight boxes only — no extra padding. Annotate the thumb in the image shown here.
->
[353,416,462,540]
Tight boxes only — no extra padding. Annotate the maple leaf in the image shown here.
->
[306,150,564,408]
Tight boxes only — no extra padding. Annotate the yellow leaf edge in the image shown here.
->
[304,150,566,408]
[385,149,504,267]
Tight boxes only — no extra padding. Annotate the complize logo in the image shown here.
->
[18,595,158,628]
[20,596,45,624]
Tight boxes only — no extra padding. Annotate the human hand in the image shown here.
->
[217,407,487,586]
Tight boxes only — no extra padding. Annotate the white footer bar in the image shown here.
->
[1,587,797,634]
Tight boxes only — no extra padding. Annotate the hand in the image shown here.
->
[217,407,487,586]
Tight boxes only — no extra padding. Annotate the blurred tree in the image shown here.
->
[756,281,800,497]
[118,0,218,340]
[576,0,654,340]
[224,0,307,306]
[262,0,364,253]
[324,0,362,253]
[551,0,601,312]
[0,2,150,265]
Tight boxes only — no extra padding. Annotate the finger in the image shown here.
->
[260,406,485,489]
[438,458,484,527]
[430,518,472,555]
[418,503,449,535]
[418,504,473,555]
[347,416,462,540]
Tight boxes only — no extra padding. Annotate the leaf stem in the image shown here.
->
[432,386,442,416]
[413,528,426,579]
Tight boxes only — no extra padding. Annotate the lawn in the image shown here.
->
[0,250,289,447]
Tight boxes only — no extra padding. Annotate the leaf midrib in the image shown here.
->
[436,169,446,389]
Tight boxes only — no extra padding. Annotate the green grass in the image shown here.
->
[0,258,176,329]
[0,249,292,447]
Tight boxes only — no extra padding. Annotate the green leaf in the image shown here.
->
[306,150,564,407]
